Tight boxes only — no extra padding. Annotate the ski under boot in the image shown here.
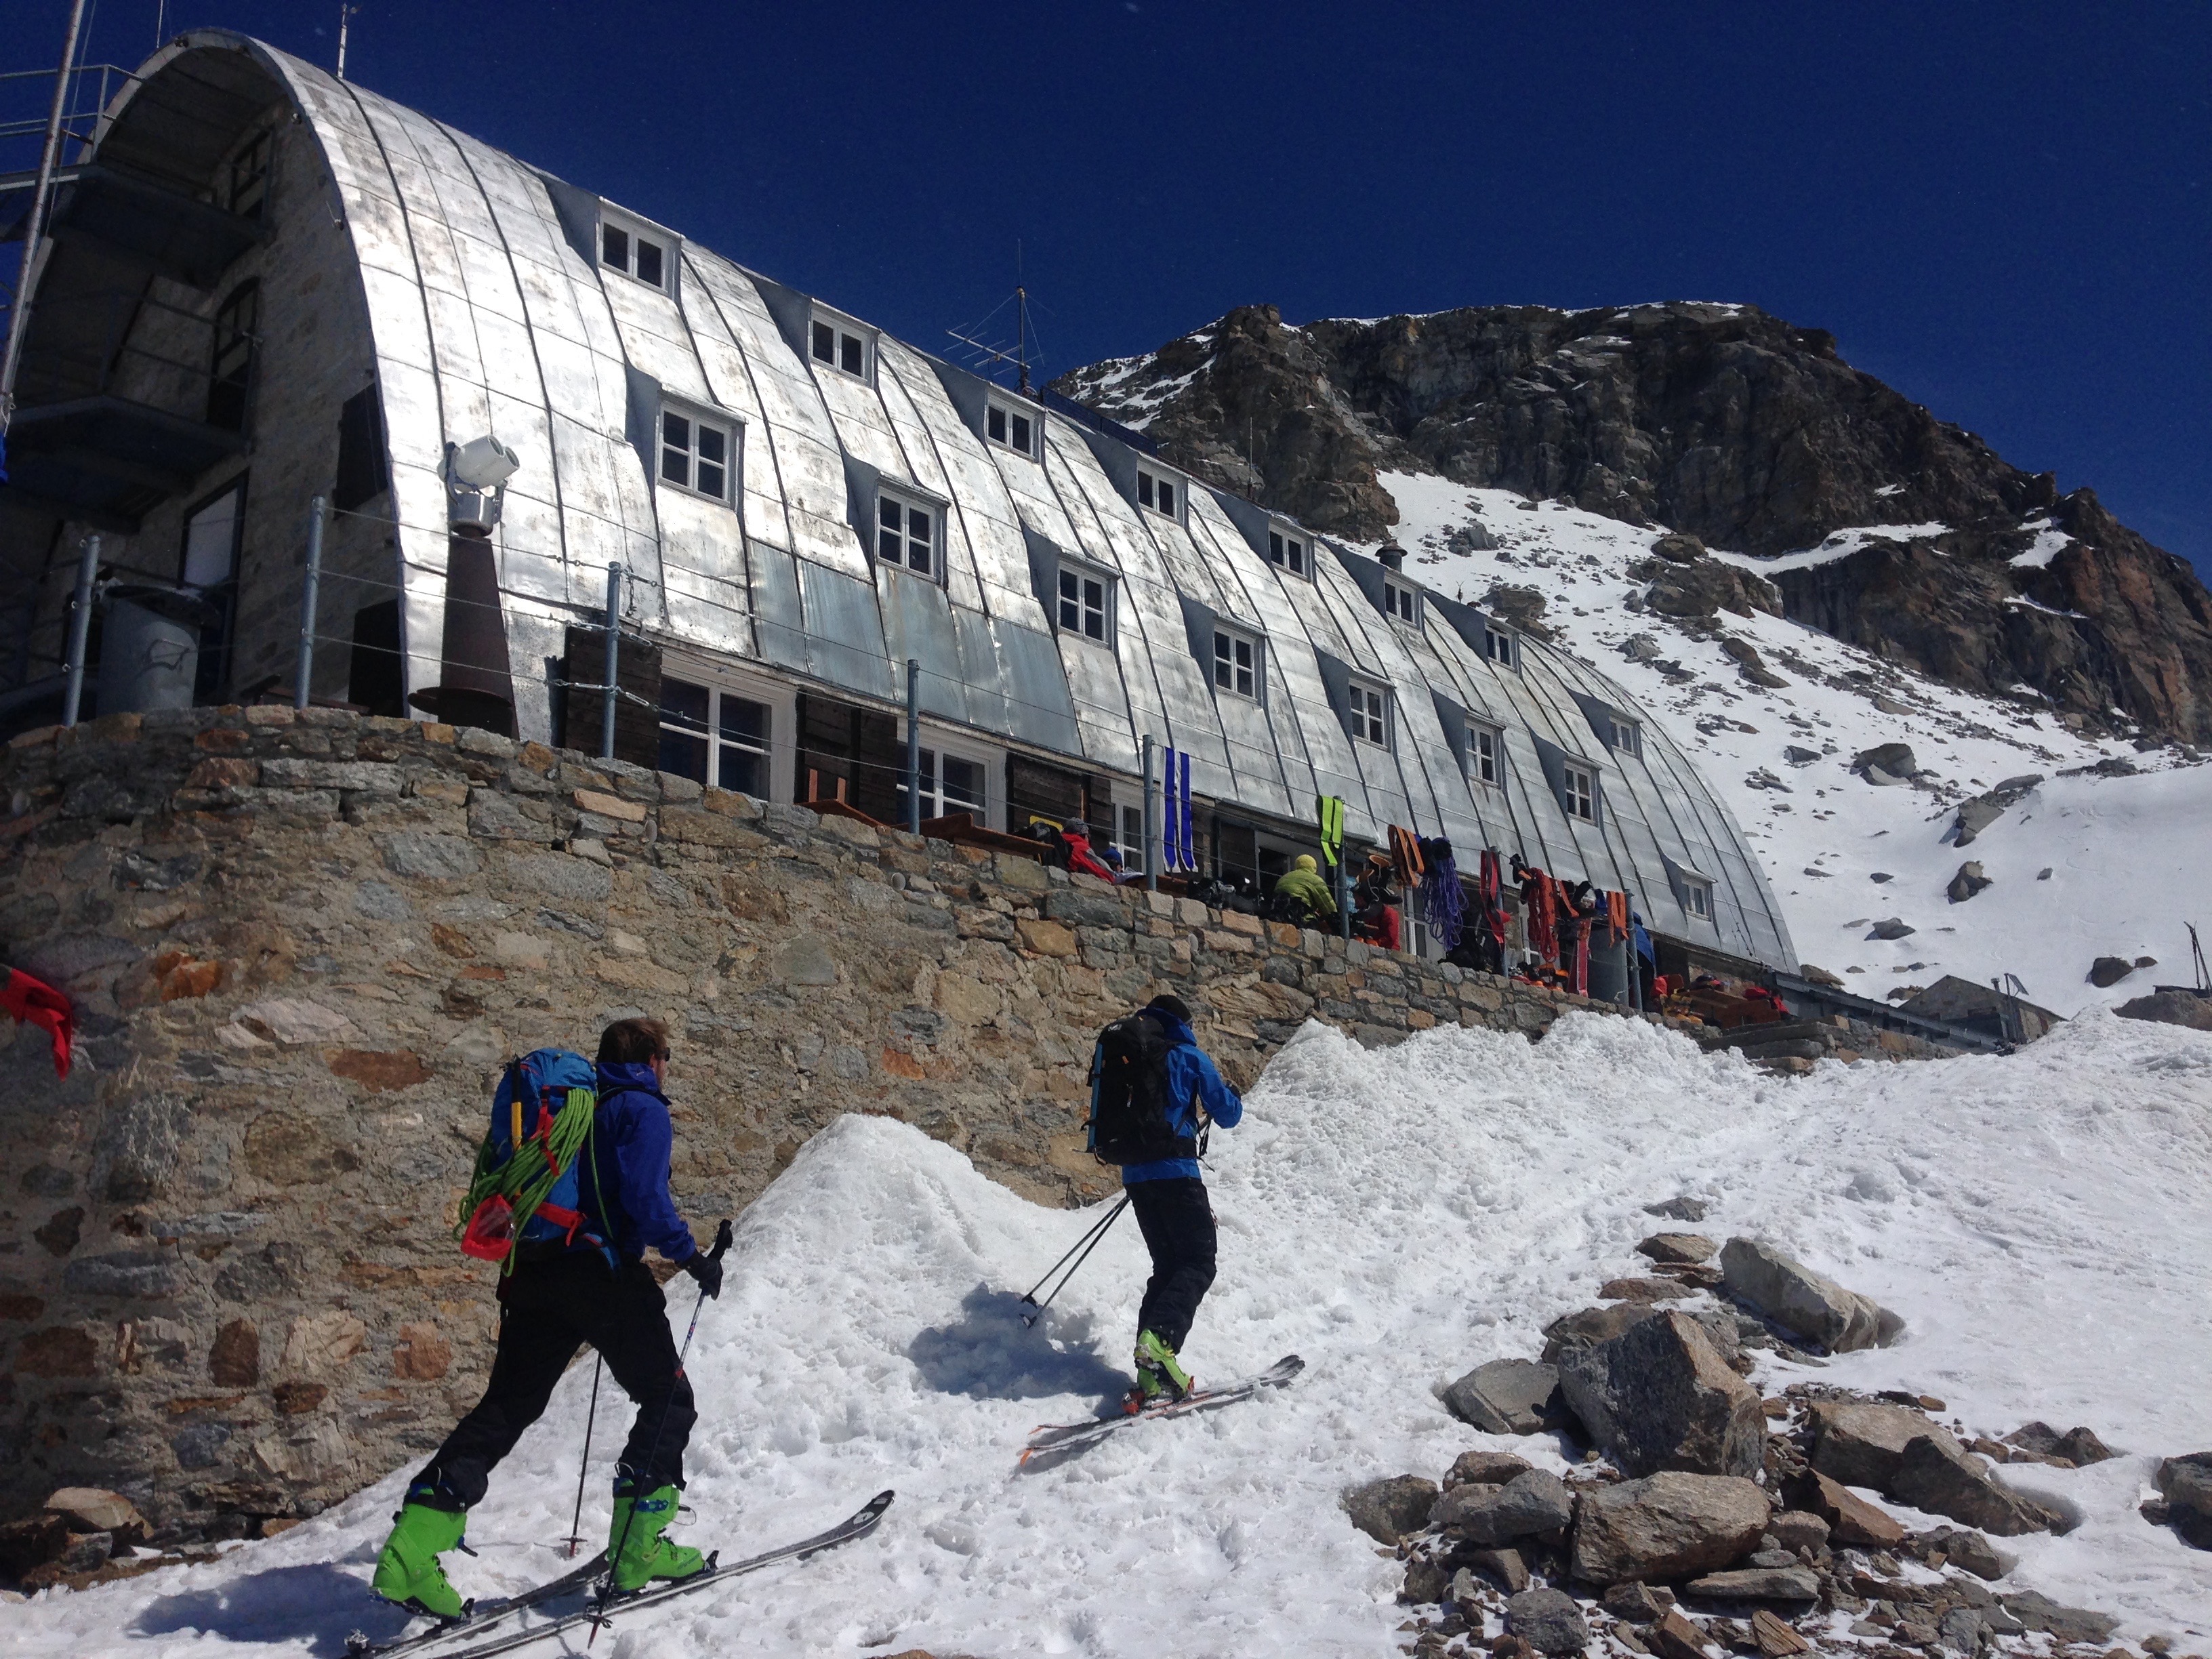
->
[608,1480,707,1595]
[1124,1328,1194,1414]
[370,1496,469,1619]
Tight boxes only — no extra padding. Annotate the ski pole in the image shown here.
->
[561,1357,602,1558]
[592,1218,733,1644]
[1019,1195,1128,1307]
[1021,1196,1129,1327]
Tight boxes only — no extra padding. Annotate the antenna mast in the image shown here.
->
[337,4,361,80]
[946,243,1038,396]
[0,0,89,442]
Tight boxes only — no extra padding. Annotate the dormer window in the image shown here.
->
[811,308,872,382]
[986,396,1040,459]
[1605,715,1641,756]
[1212,626,1261,700]
[1484,623,1517,670]
[876,485,939,579]
[600,214,670,290]
[1561,764,1596,823]
[1267,527,1308,576]
[1136,466,1179,520]
[1385,579,1419,624]
[1685,878,1712,920]
[1349,678,1390,747]
[1056,560,1113,644]
[1471,722,1503,787]
[659,404,736,504]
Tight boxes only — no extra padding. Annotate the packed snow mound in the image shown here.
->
[1376,472,2212,1017]
[12,1016,2212,1655]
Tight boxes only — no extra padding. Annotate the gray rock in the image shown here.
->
[1541,1303,1658,1363]
[1929,1526,2009,1580]
[170,1423,232,1469]
[1867,918,1917,940]
[377,830,483,880]
[1637,1232,1719,1265]
[62,1249,184,1298]
[2155,1450,2212,1520]
[1343,1474,1439,1544]
[1601,1580,1671,1622]
[1643,1196,1709,1222]
[2087,954,2138,987]
[1851,743,1918,778]
[2005,1422,2116,1465]
[1462,1546,1531,1593]
[1946,861,1992,903]
[54,1530,112,1574]
[1507,1586,1589,1655]
[1680,1565,1820,1601]
[1999,1591,2118,1645]
[1570,1471,1771,1584]
[1432,1468,1574,1544]
[1767,1510,1830,1553]
[1401,1555,1449,1603]
[1808,1402,1963,1489]
[1444,1357,1562,1434]
[1890,1435,2052,1536]
[2116,989,2212,1031]
[1719,1237,1900,1352]
[1938,1607,1987,1654]
[1952,798,2007,845]
[1446,1450,1534,1488]
[1784,745,1821,765]
[1561,1311,1765,1478]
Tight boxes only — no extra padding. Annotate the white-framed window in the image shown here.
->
[876,486,939,579]
[1562,764,1596,823]
[1471,722,1503,787]
[658,405,735,504]
[1056,561,1113,644]
[1113,802,1146,875]
[810,308,872,381]
[1385,579,1420,624]
[1606,715,1641,756]
[986,395,1041,459]
[1212,627,1260,699]
[658,676,773,797]
[600,214,670,290]
[1267,525,1309,577]
[1135,465,1179,520]
[1484,623,1517,669]
[1349,678,1390,747]
[1685,878,1712,920]
[897,745,988,822]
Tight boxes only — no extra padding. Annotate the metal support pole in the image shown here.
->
[294,495,325,711]
[1141,734,1158,892]
[599,562,621,761]
[905,658,921,833]
[0,0,89,436]
[61,534,100,727]
[1337,844,1352,941]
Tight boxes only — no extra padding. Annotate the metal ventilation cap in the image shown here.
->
[446,434,520,529]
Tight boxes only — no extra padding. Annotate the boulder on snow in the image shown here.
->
[1867,918,1917,940]
[1444,1358,1563,1434]
[1645,560,1780,621]
[1560,1312,1765,1479]
[1952,775,2046,846]
[1946,861,1992,903]
[1802,1469,1907,1548]
[2116,989,2212,1031]
[1719,1237,1902,1352]
[1784,745,1822,766]
[1637,1232,1719,1265]
[42,1488,146,1542]
[1850,743,1918,779]
[1432,1468,1574,1544]
[1922,1525,2012,1580]
[1601,1580,1675,1623]
[1643,1195,1709,1222]
[1600,1275,1696,1303]
[1651,533,1707,565]
[2003,1422,2116,1466]
[1343,1474,1440,1543]
[1400,1555,1450,1603]
[1807,1401,1963,1488]
[1797,963,1844,987]
[2087,954,2139,987]
[2154,1452,2212,1549]
[1507,1586,1590,1655]
[1542,1303,1656,1361]
[1446,1449,1534,1488]
[1680,1564,1821,1602]
[1457,1548,1532,1594]
[1890,1435,2055,1536]
[1999,1591,2119,1645]
[1570,1471,1771,1585]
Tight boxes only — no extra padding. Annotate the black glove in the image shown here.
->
[681,1250,723,1300]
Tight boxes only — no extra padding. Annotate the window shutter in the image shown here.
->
[561,623,661,767]
[333,384,388,512]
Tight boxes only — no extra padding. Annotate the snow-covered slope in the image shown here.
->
[1376,472,2212,1017]
[9,1014,2212,1655]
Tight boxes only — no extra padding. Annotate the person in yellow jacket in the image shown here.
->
[1273,853,1338,924]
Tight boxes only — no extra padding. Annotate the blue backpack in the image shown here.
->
[457,1048,605,1267]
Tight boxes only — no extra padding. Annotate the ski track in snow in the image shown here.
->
[9,1014,2212,1656]
[1373,470,2212,1018]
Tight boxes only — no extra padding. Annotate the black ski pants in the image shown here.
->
[1127,1176,1217,1354]
[413,1252,695,1510]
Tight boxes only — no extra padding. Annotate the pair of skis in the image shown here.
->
[1019,1354,1304,1467]
[346,1490,893,1659]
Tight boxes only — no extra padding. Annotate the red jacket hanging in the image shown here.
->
[2,968,73,1078]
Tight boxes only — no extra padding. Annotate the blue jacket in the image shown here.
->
[1122,1009,1243,1185]
[575,1061,698,1265]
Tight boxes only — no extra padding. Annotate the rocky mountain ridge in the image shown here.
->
[1050,302,2212,741]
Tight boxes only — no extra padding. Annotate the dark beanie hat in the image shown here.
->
[1147,993,1192,1024]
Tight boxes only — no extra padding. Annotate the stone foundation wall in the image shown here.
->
[0,707,1921,1540]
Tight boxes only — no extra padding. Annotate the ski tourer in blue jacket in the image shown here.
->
[1120,994,1242,1412]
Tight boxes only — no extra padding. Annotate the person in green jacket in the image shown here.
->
[1273,853,1338,924]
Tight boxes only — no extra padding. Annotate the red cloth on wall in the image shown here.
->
[2,968,73,1078]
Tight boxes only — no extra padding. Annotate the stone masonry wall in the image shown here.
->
[0,707,1933,1542]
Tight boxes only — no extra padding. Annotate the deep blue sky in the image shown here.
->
[12,1,2210,575]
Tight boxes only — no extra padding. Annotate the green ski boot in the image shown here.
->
[371,1497,468,1618]
[1129,1328,1194,1412]
[609,1481,706,1595]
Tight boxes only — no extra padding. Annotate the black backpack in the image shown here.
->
[1084,1011,1195,1166]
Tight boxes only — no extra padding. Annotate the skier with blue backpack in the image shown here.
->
[371,1017,723,1618]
